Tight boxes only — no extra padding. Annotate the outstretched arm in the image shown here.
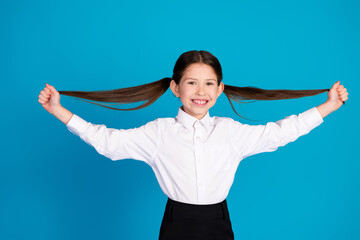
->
[38,83,158,164]
[316,81,348,118]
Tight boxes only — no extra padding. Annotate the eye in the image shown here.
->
[206,82,215,86]
[188,81,196,85]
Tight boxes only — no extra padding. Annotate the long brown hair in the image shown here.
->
[59,50,329,117]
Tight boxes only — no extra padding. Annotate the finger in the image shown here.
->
[39,92,49,100]
[46,83,58,93]
[338,91,348,98]
[38,99,45,104]
[340,94,348,103]
[340,93,348,99]
[340,98,347,103]
[331,81,340,90]
[44,88,51,94]
[39,95,47,102]
[40,90,49,98]
[339,88,347,95]
[336,84,343,91]
[40,93,50,100]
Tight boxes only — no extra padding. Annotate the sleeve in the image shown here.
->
[65,114,159,165]
[231,107,324,159]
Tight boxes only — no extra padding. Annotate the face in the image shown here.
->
[170,63,224,120]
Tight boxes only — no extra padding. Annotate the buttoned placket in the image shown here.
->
[193,120,207,203]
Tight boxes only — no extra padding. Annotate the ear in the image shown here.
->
[170,80,180,97]
[217,82,224,97]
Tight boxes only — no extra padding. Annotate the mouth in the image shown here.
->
[192,99,209,106]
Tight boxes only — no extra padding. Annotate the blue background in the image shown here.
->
[1,0,359,239]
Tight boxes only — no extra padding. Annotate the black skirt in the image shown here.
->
[159,198,235,240]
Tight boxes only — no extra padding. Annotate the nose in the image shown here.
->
[196,84,205,95]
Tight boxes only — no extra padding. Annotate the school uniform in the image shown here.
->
[66,106,324,239]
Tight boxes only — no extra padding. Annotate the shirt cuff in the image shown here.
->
[66,114,89,136]
[300,107,324,130]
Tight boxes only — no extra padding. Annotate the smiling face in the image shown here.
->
[170,63,224,120]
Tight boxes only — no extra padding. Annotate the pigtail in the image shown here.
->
[58,50,330,118]
[58,77,172,110]
[223,84,329,118]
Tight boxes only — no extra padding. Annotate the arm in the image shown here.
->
[232,107,324,159]
[38,83,159,164]
[316,81,348,118]
[232,81,348,159]
[65,114,159,163]
[52,105,74,125]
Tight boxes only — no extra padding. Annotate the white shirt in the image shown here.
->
[66,107,324,205]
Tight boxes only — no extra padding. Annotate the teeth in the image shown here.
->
[193,100,207,104]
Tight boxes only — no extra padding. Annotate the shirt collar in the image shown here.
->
[175,107,212,132]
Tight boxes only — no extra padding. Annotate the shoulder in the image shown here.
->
[211,116,263,133]
[211,116,243,126]
[209,116,241,134]
[141,117,176,129]
[126,117,175,138]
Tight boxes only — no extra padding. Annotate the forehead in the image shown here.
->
[182,63,217,80]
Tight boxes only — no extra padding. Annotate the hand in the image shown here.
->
[326,81,348,111]
[38,83,62,115]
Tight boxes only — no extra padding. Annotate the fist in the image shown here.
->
[38,83,61,114]
[327,81,348,111]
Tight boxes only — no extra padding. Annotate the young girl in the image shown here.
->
[38,50,348,240]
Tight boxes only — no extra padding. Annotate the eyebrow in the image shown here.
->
[184,78,217,81]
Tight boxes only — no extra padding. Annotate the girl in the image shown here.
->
[38,50,348,240]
